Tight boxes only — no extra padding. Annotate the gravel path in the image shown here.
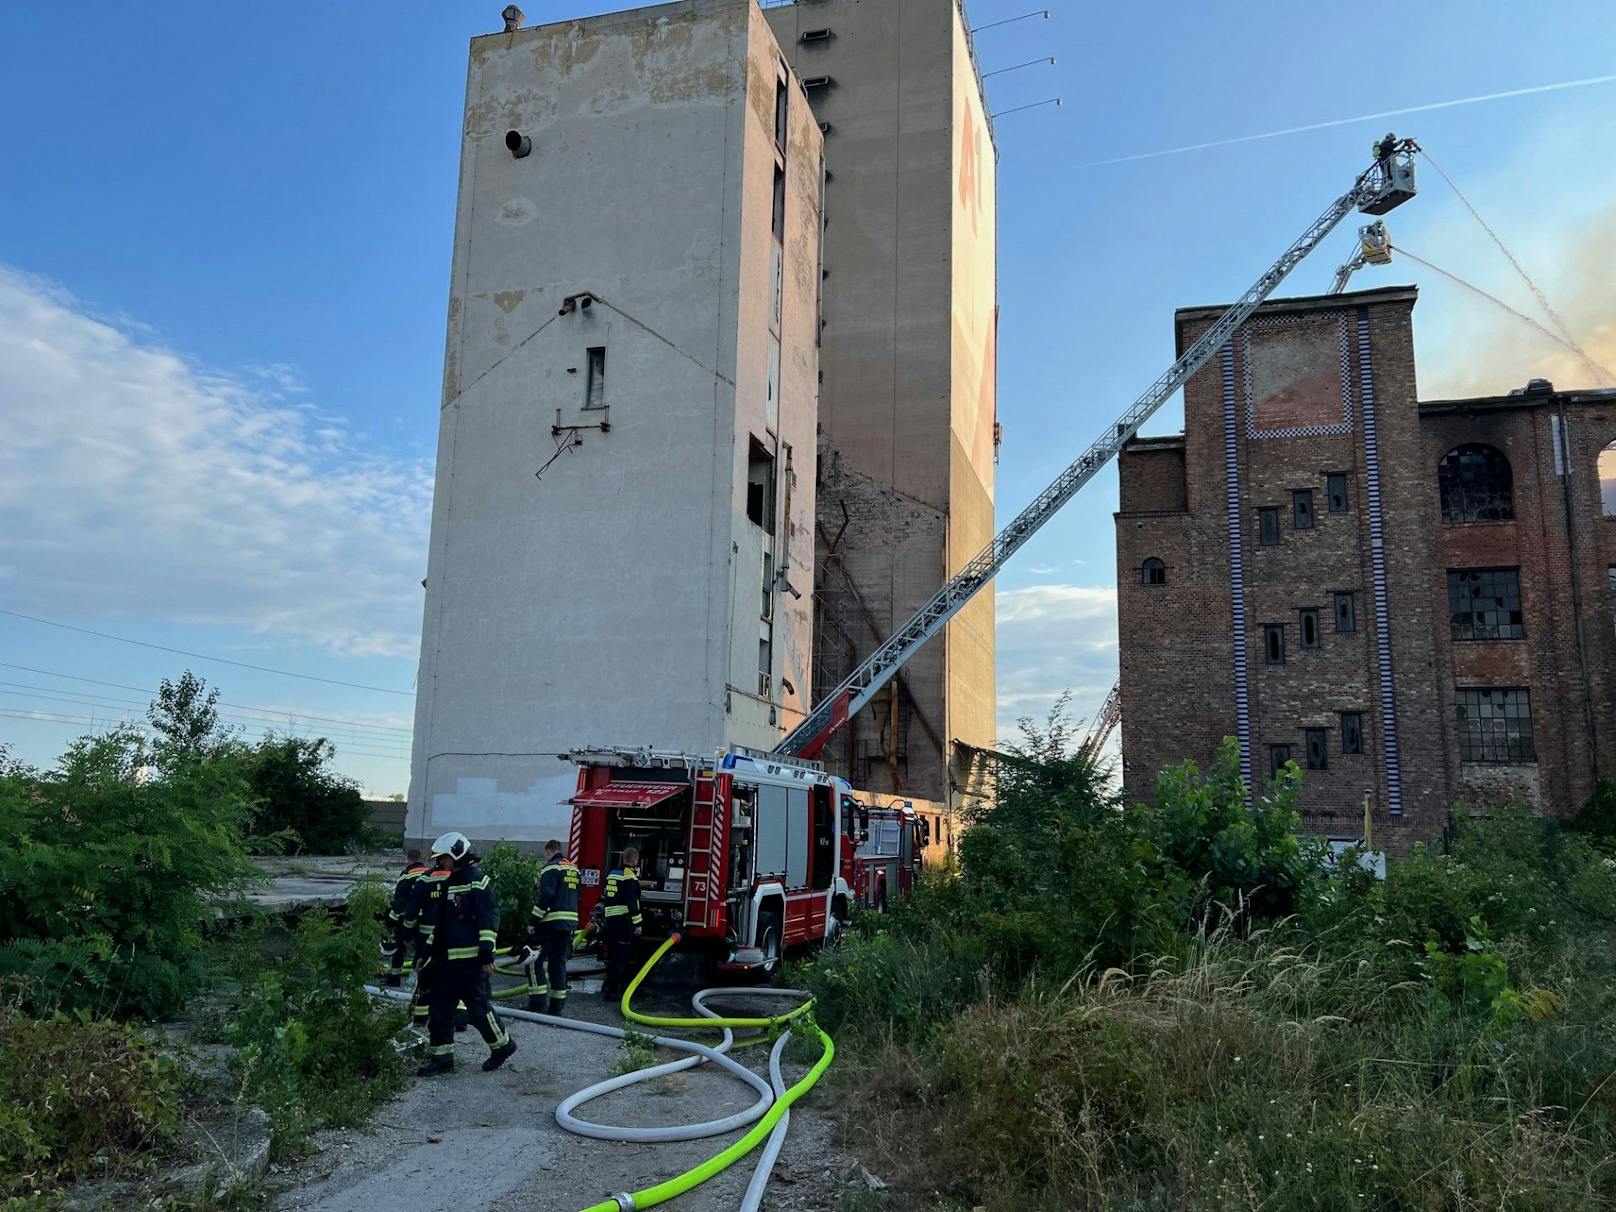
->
[271,973,854,1212]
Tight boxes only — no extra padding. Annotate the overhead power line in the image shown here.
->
[0,662,414,735]
[1077,74,1616,167]
[0,608,415,697]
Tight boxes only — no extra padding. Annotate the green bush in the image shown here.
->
[237,735,369,855]
[0,728,258,1019]
[0,1004,185,1196]
[218,880,408,1157]
[483,843,542,948]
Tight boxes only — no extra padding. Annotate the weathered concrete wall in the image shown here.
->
[764,0,997,804]
[408,0,821,844]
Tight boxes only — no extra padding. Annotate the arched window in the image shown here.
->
[1438,444,1513,523]
[1140,557,1167,587]
[1599,441,1616,517]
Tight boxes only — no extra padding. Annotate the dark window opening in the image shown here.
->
[758,635,773,698]
[800,27,833,42]
[1448,567,1524,640]
[1141,557,1167,587]
[1264,624,1285,665]
[773,74,788,149]
[1439,444,1514,523]
[1299,608,1320,649]
[1341,711,1364,755]
[1334,592,1356,633]
[1293,489,1315,530]
[1269,745,1292,780]
[762,551,774,620]
[584,346,606,410]
[1327,472,1349,513]
[1455,687,1535,763]
[1305,727,1328,770]
[771,165,786,242]
[746,438,776,534]
[1609,566,1616,635]
[1258,507,1280,547]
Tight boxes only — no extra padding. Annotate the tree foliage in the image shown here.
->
[236,733,368,855]
[0,727,258,1019]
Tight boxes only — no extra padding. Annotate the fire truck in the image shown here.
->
[564,745,861,976]
[563,142,1419,974]
[852,802,926,913]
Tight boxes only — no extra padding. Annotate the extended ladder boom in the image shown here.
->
[775,143,1419,760]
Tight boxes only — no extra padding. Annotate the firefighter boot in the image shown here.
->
[547,997,566,1017]
[481,1040,517,1072]
[416,1053,455,1077]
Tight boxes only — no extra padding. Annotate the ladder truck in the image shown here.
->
[564,140,1419,973]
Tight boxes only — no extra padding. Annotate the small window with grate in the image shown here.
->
[1294,489,1314,530]
[1269,745,1292,780]
[1334,591,1356,633]
[1299,608,1320,649]
[1341,711,1364,754]
[1264,624,1285,665]
[1327,472,1349,513]
[1305,727,1328,770]
[1141,557,1167,587]
[1439,444,1514,523]
[1259,507,1280,546]
[1455,687,1535,763]
[1448,567,1524,640]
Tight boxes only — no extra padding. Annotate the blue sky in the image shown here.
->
[1,1,1612,793]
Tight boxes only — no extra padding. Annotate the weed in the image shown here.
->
[611,1030,660,1078]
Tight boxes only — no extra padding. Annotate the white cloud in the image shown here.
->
[0,266,433,657]
[994,582,1117,744]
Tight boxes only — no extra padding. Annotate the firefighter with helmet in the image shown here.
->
[599,845,643,1001]
[524,839,580,1015]
[415,832,516,1076]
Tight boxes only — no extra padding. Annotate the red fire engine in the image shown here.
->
[852,802,927,913]
[565,746,859,975]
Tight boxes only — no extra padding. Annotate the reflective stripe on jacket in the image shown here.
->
[602,866,642,926]
[529,856,581,934]
[419,862,499,963]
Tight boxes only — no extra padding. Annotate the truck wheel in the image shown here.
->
[826,898,850,948]
[757,910,782,979]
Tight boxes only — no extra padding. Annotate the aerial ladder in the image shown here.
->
[1329,219,1395,294]
[774,139,1420,761]
[1076,679,1122,766]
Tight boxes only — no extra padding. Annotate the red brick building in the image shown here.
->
[1116,284,1616,847]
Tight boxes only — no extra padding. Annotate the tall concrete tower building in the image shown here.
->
[763,0,999,804]
[407,0,824,844]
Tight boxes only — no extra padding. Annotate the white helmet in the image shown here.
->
[431,831,473,863]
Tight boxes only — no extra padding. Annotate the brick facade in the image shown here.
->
[1117,284,1616,846]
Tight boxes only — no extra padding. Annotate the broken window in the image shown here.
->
[1269,744,1292,781]
[1334,591,1356,633]
[1264,624,1285,665]
[1439,444,1514,523]
[1293,489,1315,530]
[772,165,786,242]
[747,438,776,534]
[1447,567,1524,640]
[1258,507,1280,547]
[1299,608,1320,649]
[1341,711,1364,755]
[584,346,606,410]
[1327,472,1349,513]
[1141,557,1166,587]
[758,633,773,698]
[774,72,788,150]
[1305,727,1328,770]
[1455,687,1535,763]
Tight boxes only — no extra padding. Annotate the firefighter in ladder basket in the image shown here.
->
[524,839,580,1015]
[415,832,516,1076]
[599,846,643,1002]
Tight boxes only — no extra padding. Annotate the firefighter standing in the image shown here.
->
[381,848,429,988]
[403,850,452,1032]
[525,840,580,1015]
[599,845,643,1001]
[415,832,517,1076]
